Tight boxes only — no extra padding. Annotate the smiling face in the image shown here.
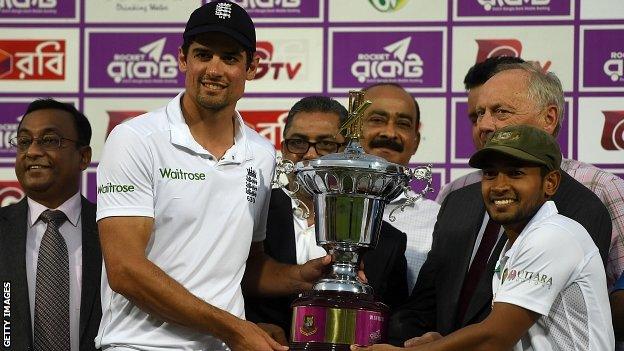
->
[15,108,91,208]
[362,85,420,166]
[481,155,559,235]
[474,69,558,150]
[178,32,258,113]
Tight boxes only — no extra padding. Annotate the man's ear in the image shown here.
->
[542,104,558,135]
[246,52,260,80]
[543,169,561,198]
[178,47,188,73]
[79,146,92,171]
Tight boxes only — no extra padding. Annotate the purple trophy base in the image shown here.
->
[290,290,389,350]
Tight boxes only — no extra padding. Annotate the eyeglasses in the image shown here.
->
[9,135,81,151]
[284,139,342,156]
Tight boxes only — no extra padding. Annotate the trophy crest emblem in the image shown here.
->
[300,315,318,336]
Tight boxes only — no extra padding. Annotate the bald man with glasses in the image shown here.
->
[244,96,409,338]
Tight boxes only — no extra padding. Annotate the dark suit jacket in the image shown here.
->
[0,197,102,351]
[388,172,612,345]
[245,189,409,337]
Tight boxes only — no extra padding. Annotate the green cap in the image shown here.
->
[469,125,562,171]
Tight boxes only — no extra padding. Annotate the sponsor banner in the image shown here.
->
[329,28,446,93]
[0,0,78,22]
[0,176,24,207]
[83,97,171,162]
[0,97,78,162]
[578,97,624,164]
[230,0,322,22]
[0,28,79,93]
[451,26,574,92]
[85,29,184,93]
[454,0,573,21]
[86,0,199,23]
[329,0,446,22]
[580,0,624,20]
[236,97,301,149]
[246,28,323,93]
[450,97,572,163]
[580,26,624,92]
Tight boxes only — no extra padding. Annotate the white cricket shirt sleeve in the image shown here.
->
[250,144,275,243]
[96,124,155,221]
[494,224,584,316]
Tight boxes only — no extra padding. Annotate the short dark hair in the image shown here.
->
[182,35,254,70]
[283,96,348,138]
[362,83,420,125]
[20,98,92,147]
[463,56,526,90]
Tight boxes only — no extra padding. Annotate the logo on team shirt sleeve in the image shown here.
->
[246,167,258,203]
[97,182,135,194]
[503,269,553,289]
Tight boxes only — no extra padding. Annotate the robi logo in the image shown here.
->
[475,39,551,72]
[255,42,302,80]
[0,181,24,206]
[601,111,624,151]
[106,111,144,137]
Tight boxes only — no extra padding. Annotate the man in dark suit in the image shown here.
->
[387,61,612,346]
[245,96,408,338]
[0,99,101,351]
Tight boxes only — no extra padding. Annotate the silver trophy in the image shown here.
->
[283,91,433,349]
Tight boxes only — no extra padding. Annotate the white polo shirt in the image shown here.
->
[95,92,276,350]
[492,201,615,351]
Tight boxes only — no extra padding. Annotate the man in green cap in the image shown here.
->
[352,124,614,351]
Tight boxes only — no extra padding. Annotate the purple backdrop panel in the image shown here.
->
[331,30,444,90]
[87,32,184,89]
[228,0,321,18]
[453,101,570,159]
[583,28,624,88]
[457,0,571,17]
[86,171,97,203]
[0,0,76,18]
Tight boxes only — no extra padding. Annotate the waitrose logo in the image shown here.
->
[98,183,135,194]
[159,168,206,181]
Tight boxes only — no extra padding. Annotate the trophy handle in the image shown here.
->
[272,157,311,219]
[388,164,434,222]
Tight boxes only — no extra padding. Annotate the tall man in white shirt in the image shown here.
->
[360,83,440,290]
[353,125,614,351]
[0,98,101,351]
[96,2,330,351]
[245,96,409,338]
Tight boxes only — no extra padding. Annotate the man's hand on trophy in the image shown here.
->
[358,260,368,283]
[294,254,332,291]
[224,319,289,351]
[257,323,288,346]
